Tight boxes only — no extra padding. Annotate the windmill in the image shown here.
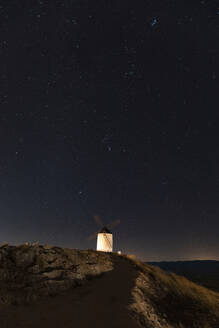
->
[88,215,120,252]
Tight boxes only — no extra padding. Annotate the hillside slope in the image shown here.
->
[0,245,219,328]
[149,260,219,292]
[131,260,219,328]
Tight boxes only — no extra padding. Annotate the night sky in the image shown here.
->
[0,0,219,260]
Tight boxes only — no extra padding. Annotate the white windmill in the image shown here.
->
[88,215,120,252]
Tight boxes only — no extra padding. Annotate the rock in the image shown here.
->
[42,270,63,279]
[0,244,113,305]
[14,247,36,268]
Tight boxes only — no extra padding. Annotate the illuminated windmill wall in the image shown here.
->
[88,216,120,253]
[96,227,113,252]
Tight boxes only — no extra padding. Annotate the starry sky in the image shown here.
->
[0,0,219,260]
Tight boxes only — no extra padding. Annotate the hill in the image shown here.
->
[149,260,219,292]
[0,244,219,328]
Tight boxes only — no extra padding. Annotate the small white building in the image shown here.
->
[96,227,113,252]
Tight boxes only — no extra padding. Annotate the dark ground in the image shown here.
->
[0,256,139,328]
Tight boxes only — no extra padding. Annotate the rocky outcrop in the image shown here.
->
[1,244,219,328]
[0,244,113,305]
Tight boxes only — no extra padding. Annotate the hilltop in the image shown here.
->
[0,244,219,328]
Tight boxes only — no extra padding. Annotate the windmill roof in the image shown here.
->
[99,226,112,234]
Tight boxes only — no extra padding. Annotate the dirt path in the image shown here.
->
[0,256,140,328]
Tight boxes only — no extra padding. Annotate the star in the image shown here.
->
[151,18,158,27]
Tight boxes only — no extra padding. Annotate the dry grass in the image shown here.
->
[127,258,219,328]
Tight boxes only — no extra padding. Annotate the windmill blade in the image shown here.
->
[94,215,103,227]
[107,219,120,230]
[87,231,98,241]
